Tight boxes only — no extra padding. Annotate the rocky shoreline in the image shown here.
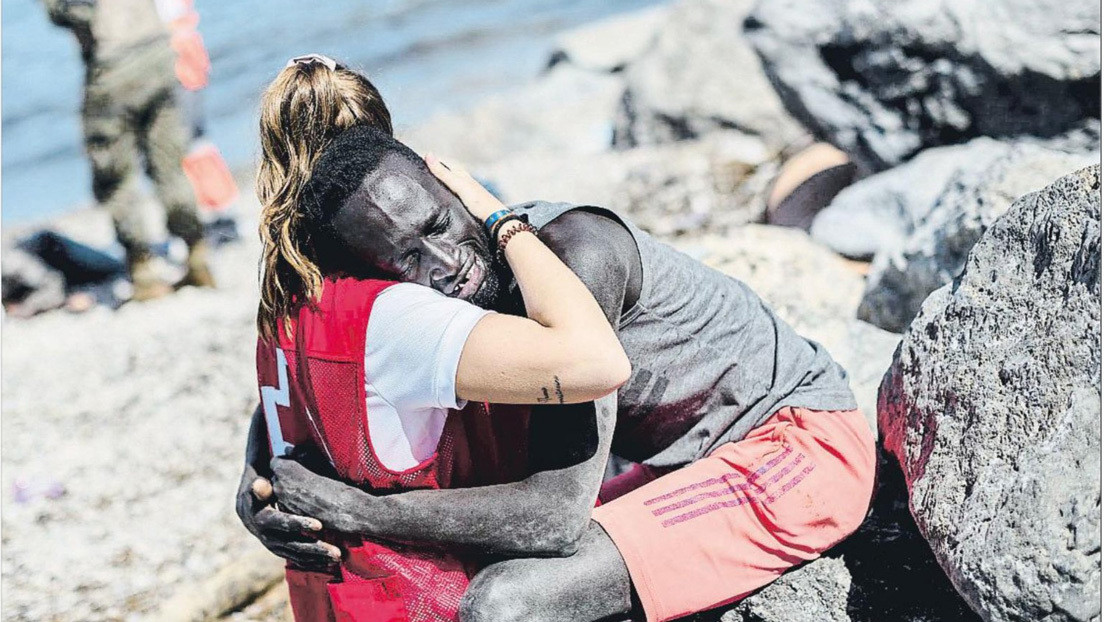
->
[2,0,1099,620]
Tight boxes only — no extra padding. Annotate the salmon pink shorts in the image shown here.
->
[593,407,876,622]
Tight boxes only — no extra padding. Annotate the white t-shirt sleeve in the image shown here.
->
[365,282,491,411]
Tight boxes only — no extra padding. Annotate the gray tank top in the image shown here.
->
[515,201,857,468]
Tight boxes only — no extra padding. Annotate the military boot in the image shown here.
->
[177,240,216,289]
[128,252,172,302]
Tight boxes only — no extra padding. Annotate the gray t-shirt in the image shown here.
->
[515,201,857,468]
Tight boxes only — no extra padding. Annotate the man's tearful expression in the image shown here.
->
[328,153,508,307]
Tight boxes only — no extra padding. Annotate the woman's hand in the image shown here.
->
[425,154,504,223]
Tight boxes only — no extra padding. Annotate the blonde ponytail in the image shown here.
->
[256,59,392,341]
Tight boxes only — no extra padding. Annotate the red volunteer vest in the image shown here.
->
[257,277,530,622]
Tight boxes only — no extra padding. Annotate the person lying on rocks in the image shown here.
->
[2,230,130,317]
[237,57,877,622]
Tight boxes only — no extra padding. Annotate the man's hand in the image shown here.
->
[44,0,96,29]
[270,457,370,536]
[235,461,342,571]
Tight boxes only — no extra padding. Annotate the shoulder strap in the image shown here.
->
[295,277,397,360]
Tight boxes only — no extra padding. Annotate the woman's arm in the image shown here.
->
[270,210,641,557]
[424,155,631,405]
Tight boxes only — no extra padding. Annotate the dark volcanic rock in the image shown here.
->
[879,165,1102,621]
[745,0,1102,174]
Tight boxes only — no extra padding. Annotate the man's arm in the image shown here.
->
[271,208,641,557]
[536,208,643,319]
[234,405,341,569]
[273,396,615,557]
[41,0,94,30]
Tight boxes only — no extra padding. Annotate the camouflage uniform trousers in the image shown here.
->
[81,44,203,259]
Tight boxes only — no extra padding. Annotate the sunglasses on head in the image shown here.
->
[286,54,338,71]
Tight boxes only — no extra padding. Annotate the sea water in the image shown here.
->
[2,0,665,224]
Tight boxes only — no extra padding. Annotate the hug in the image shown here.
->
[237,55,876,622]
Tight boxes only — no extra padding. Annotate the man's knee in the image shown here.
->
[460,564,550,622]
[841,453,877,537]
[815,416,878,547]
[460,568,523,622]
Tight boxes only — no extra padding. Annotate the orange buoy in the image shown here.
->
[170,27,210,91]
[182,142,239,212]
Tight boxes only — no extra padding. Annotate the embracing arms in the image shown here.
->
[238,158,642,562]
[235,404,342,567]
[269,207,641,557]
[430,155,631,406]
[272,397,615,557]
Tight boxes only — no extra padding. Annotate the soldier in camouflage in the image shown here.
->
[44,0,215,300]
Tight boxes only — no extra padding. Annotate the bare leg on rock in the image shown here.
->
[460,521,636,622]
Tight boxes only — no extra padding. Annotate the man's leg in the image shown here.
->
[460,521,636,622]
[462,407,874,622]
[589,407,875,622]
[82,85,171,300]
[139,88,214,287]
[83,87,141,253]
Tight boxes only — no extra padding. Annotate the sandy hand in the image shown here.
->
[235,464,341,570]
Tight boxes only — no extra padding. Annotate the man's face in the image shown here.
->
[328,153,509,307]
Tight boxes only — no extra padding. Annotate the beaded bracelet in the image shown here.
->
[496,221,538,257]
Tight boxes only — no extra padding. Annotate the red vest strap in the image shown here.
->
[284,276,396,360]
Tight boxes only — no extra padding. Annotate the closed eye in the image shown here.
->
[400,251,420,277]
[428,212,451,236]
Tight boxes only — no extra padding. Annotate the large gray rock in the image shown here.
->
[810,134,1099,260]
[878,165,1101,621]
[613,0,805,150]
[859,146,1099,332]
[721,556,853,622]
[745,0,1102,174]
[484,132,778,238]
[811,138,1013,259]
[400,64,623,166]
[547,6,669,73]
